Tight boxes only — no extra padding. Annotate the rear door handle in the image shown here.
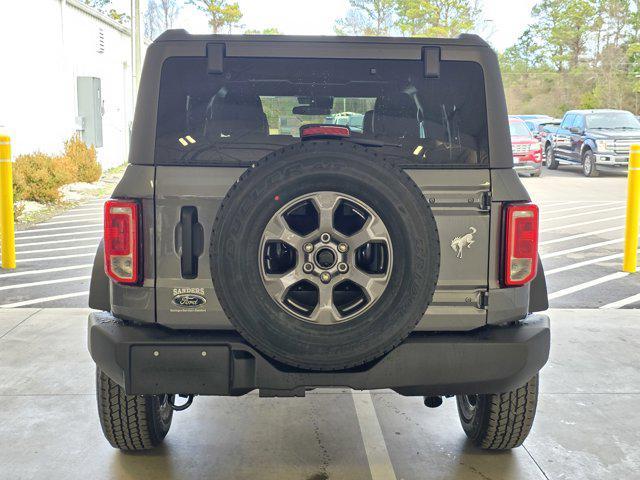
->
[179,206,203,279]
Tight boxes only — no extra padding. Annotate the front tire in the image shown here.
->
[582,150,599,177]
[96,369,174,450]
[546,146,559,170]
[456,375,538,450]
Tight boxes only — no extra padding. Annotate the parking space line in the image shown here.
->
[0,264,92,278]
[0,276,91,292]
[16,230,102,242]
[65,208,103,213]
[541,201,623,215]
[539,226,624,245]
[548,272,629,300]
[16,223,102,235]
[601,292,640,309]
[0,291,89,308]
[351,391,397,480]
[542,205,626,222]
[540,238,627,259]
[50,212,103,219]
[545,252,633,275]
[540,215,626,233]
[17,253,95,263]
[38,218,102,226]
[15,239,100,250]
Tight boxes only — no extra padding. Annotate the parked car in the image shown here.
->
[512,114,554,138]
[546,109,640,176]
[537,119,562,165]
[87,31,550,452]
[509,116,543,177]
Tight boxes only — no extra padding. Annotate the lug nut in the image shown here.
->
[303,243,314,253]
[337,243,348,253]
[303,262,314,273]
[320,272,331,283]
[337,262,349,273]
[320,233,331,243]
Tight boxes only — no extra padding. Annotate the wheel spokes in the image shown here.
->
[263,213,305,251]
[308,280,341,324]
[348,214,390,250]
[347,267,389,303]
[311,192,340,233]
[262,270,300,302]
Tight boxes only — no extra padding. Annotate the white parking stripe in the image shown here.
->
[16,230,102,242]
[38,218,102,226]
[0,276,91,291]
[65,208,103,213]
[352,391,397,480]
[539,226,624,245]
[540,215,626,233]
[50,212,103,219]
[0,264,92,278]
[16,223,102,234]
[541,201,623,215]
[601,292,640,309]
[548,272,629,300]
[17,253,95,263]
[0,291,89,308]
[545,252,636,275]
[14,244,98,255]
[16,237,101,248]
[542,205,626,222]
[540,238,628,259]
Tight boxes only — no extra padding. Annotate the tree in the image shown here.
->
[395,0,479,37]
[245,27,282,35]
[189,0,242,34]
[84,0,128,25]
[334,0,396,36]
[145,0,181,39]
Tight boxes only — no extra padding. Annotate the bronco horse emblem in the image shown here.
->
[451,227,477,259]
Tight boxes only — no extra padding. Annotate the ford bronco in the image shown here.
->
[88,31,550,451]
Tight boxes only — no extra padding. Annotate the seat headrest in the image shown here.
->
[373,93,419,139]
[205,91,268,140]
[363,110,374,135]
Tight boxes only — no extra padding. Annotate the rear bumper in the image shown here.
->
[513,160,542,173]
[88,311,550,397]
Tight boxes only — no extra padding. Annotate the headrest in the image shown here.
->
[363,110,374,135]
[205,91,268,140]
[373,93,419,139]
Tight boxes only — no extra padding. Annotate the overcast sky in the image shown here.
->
[115,0,538,52]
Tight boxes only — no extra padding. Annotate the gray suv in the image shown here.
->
[88,31,550,452]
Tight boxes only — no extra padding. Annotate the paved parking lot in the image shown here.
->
[0,166,637,309]
[1,307,638,479]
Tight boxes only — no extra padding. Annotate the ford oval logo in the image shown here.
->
[172,294,207,308]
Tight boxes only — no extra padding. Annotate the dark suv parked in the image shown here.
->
[546,109,640,176]
[88,31,550,452]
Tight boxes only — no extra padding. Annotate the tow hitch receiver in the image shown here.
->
[168,394,195,411]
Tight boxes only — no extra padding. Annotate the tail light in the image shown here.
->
[104,200,140,284]
[503,203,539,287]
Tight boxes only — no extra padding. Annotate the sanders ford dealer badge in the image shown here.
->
[171,287,207,312]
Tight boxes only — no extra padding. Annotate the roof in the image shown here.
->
[154,29,490,48]
[565,109,632,115]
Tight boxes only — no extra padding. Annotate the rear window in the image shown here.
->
[155,56,489,167]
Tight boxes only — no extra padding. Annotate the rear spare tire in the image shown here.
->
[210,141,440,370]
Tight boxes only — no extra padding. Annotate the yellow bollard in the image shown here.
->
[0,133,16,269]
[623,144,640,273]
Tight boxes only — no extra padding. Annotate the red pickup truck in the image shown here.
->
[509,116,542,177]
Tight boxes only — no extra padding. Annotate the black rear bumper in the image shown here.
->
[88,312,550,397]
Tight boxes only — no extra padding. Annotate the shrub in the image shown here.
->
[13,153,68,203]
[12,135,103,205]
[64,134,102,183]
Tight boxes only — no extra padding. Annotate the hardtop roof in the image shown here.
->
[154,29,489,48]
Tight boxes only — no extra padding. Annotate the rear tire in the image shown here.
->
[530,169,541,177]
[456,375,538,450]
[546,146,559,170]
[582,150,599,177]
[96,369,174,450]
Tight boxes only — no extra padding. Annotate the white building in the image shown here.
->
[0,0,145,169]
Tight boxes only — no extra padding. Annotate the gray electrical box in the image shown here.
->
[77,76,103,147]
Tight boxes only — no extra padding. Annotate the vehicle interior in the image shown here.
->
[155,57,489,167]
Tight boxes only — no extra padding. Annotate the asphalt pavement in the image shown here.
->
[0,165,638,309]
